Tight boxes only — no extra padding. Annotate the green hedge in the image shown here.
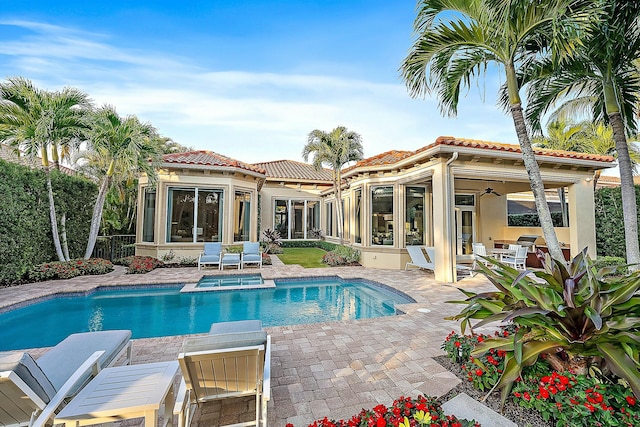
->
[594,185,640,259]
[0,160,97,286]
[280,240,338,251]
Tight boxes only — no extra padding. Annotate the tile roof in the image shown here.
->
[343,150,415,172]
[252,160,333,182]
[434,136,616,162]
[162,150,266,174]
[0,144,77,175]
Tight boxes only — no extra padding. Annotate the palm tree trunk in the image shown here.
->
[60,213,70,260]
[510,103,565,262]
[46,173,67,261]
[609,111,640,270]
[84,177,111,259]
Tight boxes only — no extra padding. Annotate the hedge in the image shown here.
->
[0,160,97,286]
[594,185,640,259]
[280,240,338,251]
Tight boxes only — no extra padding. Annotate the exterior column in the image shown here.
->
[431,159,455,282]
[567,179,597,259]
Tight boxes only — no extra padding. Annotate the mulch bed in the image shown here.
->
[435,355,554,427]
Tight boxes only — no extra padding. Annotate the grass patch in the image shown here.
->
[277,247,327,268]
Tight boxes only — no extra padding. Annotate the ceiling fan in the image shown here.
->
[480,186,501,197]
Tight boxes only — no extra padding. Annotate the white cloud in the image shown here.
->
[0,20,518,163]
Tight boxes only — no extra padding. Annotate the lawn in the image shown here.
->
[276,247,327,268]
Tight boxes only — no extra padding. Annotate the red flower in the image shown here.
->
[454,341,461,348]
[477,336,484,342]
[286,424,294,427]
[523,392,531,401]
[548,386,558,395]
[626,396,637,406]
[376,417,386,427]
[539,387,550,399]
[584,403,595,413]
[475,369,483,376]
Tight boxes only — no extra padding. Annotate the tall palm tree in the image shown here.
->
[0,77,90,261]
[400,0,593,262]
[302,126,364,244]
[82,106,161,259]
[525,0,640,268]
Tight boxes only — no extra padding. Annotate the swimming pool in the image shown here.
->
[0,277,414,351]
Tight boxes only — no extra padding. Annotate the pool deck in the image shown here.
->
[0,258,497,427]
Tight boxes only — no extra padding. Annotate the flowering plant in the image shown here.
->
[27,258,113,281]
[285,395,480,427]
[125,256,164,274]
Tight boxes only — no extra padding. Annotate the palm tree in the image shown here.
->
[0,77,90,261]
[82,105,161,259]
[302,126,364,244]
[400,0,593,262]
[525,0,640,268]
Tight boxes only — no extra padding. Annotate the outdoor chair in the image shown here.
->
[472,243,491,269]
[175,320,271,427]
[0,330,132,427]
[241,242,263,269]
[502,245,528,270]
[198,242,223,270]
[404,246,435,271]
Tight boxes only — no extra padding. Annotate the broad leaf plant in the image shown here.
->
[446,249,640,407]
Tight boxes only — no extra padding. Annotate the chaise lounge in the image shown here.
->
[0,330,132,427]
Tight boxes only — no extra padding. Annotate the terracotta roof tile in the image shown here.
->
[163,150,266,174]
[343,150,414,173]
[252,160,332,181]
[434,136,616,162]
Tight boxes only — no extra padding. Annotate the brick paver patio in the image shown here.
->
[0,258,496,426]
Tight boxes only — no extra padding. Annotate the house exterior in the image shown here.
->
[135,136,615,282]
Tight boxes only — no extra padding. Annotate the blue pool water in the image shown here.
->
[0,278,414,351]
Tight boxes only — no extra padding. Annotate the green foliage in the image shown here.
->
[27,258,113,282]
[592,256,626,272]
[280,240,338,251]
[322,245,361,266]
[123,256,164,274]
[278,248,327,268]
[261,228,283,254]
[595,185,640,258]
[447,250,640,405]
[507,212,565,227]
[0,160,96,286]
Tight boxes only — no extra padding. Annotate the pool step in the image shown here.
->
[180,280,276,293]
[442,393,516,427]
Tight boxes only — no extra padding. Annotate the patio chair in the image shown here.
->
[198,242,223,270]
[502,245,528,270]
[175,320,271,427]
[404,246,434,271]
[241,242,263,269]
[0,330,132,427]
[472,243,491,269]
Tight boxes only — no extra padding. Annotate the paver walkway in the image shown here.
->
[0,260,496,426]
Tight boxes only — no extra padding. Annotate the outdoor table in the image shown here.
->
[55,361,179,427]
[489,248,516,261]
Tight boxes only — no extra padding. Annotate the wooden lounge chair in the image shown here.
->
[0,330,132,427]
[175,321,270,427]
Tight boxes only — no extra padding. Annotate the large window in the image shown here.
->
[274,199,321,239]
[405,187,425,246]
[507,193,568,227]
[167,187,223,243]
[372,186,394,245]
[326,201,335,237]
[354,189,362,244]
[342,197,349,240]
[234,191,251,242]
[142,188,156,242]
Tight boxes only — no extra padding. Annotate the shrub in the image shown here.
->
[286,395,480,427]
[447,249,640,406]
[322,245,360,266]
[594,185,640,258]
[261,252,272,265]
[591,255,626,272]
[126,256,164,274]
[26,258,113,282]
[261,228,283,254]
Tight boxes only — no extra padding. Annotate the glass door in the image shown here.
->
[455,207,475,258]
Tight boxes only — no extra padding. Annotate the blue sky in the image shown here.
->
[0,0,516,163]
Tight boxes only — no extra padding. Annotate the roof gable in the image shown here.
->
[162,150,266,174]
[252,159,332,182]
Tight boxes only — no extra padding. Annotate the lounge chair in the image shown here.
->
[198,242,223,270]
[404,246,434,271]
[241,242,262,269]
[502,245,528,270]
[472,243,491,269]
[0,330,132,427]
[175,320,270,427]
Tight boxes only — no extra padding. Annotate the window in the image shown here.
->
[372,186,394,245]
[354,189,362,244]
[507,193,568,227]
[326,201,334,237]
[274,199,321,239]
[405,187,425,246]
[342,197,349,240]
[142,188,156,242]
[234,191,251,242]
[167,187,223,243]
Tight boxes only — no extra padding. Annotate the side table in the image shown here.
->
[55,361,179,427]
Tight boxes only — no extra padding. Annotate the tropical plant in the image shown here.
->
[261,228,283,254]
[80,105,162,259]
[524,0,640,269]
[446,250,640,406]
[400,0,594,262]
[302,126,363,244]
[0,77,91,261]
